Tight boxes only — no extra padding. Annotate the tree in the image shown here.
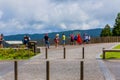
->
[100,24,112,37]
[112,13,120,36]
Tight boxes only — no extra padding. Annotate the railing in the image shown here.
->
[102,48,120,59]
[90,36,120,43]
[36,36,120,46]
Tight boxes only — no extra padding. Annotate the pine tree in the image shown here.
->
[112,13,120,36]
[100,24,112,37]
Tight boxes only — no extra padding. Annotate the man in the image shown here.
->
[23,35,30,47]
[44,33,50,48]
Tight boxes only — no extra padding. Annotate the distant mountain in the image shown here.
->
[4,28,102,41]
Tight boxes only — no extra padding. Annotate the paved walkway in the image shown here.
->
[0,43,119,80]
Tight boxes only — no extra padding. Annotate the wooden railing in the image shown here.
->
[103,49,120,59]
[90,36,120,43]
[36,36,120,46]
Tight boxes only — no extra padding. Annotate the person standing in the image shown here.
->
[62,33,66,47]
[74,35,78,45]
[88,35,91,41]
[77,34,82,44]
[54,34,59,48]
[0,34,4,48]
[70,34,74,45]
[83,33,89,44]
[44,33,50,48]
[23,35,30,47]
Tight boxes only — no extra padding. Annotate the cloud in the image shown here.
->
[0,10,3,19]
[0,0,120,35]
[59,23,67,29]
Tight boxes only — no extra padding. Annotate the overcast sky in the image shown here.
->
[0,0,120,35]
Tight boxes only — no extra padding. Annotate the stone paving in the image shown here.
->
[104,58,120,80]
[0,43,119,80]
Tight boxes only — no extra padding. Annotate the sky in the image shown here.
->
[0,0,120,35]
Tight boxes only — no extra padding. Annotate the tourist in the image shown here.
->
[44,33,50,48]
[88,35,91,42]
[70,34,74,45]
[83,33,89,44]
[77,34,82,44]
[0,34,4,48]
[23,35,30,47]
[54,34,59,48]
[74,35,78,45]
[62,33,66,47]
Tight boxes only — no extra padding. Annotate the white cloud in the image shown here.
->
[0,0,120,35]
[33,24,45,30]
[0,10,3,19]
[0,22,6,29]
[59,23,67,29]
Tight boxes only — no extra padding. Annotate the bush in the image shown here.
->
[0,48,35,60]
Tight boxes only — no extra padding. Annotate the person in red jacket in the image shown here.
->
[77,34,82,44]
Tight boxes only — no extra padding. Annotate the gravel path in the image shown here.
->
[0,43,118,80]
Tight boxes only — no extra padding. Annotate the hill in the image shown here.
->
[4,28,102,41]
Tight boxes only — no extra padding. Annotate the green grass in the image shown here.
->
[0,48,36,60]
[101,44,120,59]
[113,44,120,49]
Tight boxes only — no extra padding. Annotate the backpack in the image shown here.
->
[74,36,77,40]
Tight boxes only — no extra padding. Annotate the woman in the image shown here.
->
[54,34,59,48]
[77,34,82,44]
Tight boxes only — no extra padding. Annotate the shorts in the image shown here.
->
[71,39,74,42]
[62,40,65,44]
[45,41,49,44]
[84,39,88,43]
[0,41,3,45]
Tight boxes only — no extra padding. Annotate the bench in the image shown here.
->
[103,49,120,59]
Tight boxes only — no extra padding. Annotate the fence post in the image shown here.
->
[103,48,105,59]
[46,61,50,80]
[82,47,84,59]
[14,61,18,80]
[80,61,84,80]
[63,47,66,59]
[45,48,48,59]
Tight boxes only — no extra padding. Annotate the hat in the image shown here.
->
[56,34,59,36]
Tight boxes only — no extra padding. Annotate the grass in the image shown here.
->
[0,48,36,60]
[101,44,120,59]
